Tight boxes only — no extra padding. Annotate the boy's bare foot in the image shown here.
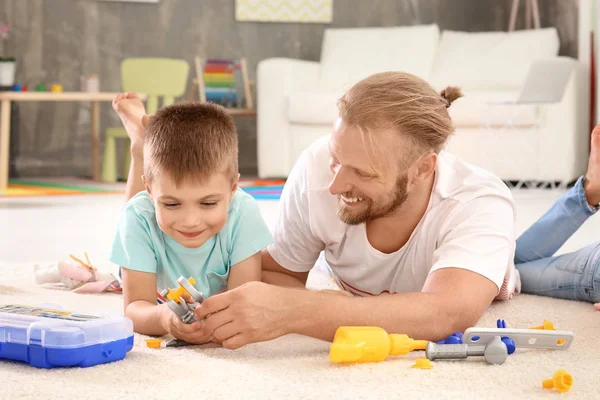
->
[594,303,600,311]
[584,125,600,206]
[112,92,147,155]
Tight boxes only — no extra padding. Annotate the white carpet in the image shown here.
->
[1,262,599,400]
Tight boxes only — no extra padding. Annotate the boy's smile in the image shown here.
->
[177,229,206,239]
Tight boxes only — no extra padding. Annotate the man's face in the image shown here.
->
[328,118,410,225]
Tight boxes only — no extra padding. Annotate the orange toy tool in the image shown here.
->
[330,326,429,363]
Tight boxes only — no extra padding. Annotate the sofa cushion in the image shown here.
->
[449,90,540,127]
[430,28,560,91]
[287,91,342,124]
[318,24,440,92]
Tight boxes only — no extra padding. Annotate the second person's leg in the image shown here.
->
[515,126,600,264]
[517,242,600,304]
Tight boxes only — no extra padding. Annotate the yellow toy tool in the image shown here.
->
[542,370,573,393]
[165,277,196,303]
[330,326,429,363]
[159,276,205,324]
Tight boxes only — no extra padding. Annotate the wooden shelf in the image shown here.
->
[226,108,256,116]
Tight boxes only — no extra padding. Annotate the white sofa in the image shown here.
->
[257,24,588,183]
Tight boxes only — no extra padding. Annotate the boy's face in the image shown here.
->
[146,171,238,249]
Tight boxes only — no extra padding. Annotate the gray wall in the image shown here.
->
[0,0,579,178]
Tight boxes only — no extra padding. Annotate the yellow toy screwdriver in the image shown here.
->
[330,326,429,363]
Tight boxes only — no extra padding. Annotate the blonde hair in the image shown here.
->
[337,71,462,168]
[144,102,238,186]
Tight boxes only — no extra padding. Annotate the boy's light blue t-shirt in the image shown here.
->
[109,188,274,297]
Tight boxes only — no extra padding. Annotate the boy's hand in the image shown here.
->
[160,307,214,344]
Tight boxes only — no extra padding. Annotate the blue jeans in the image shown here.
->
[515,176,600,303]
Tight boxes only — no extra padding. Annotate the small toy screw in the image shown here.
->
[530,320,556,330]
[542,370,573,393]
[412,358,433,369]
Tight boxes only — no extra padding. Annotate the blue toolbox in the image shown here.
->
[0,304,134,368]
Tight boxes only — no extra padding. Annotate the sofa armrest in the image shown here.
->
[257,58,321,178]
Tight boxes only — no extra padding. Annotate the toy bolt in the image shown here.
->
[542,370,573,393]
[412,358,433,369]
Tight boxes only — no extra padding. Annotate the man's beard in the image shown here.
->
[336,174,409,225]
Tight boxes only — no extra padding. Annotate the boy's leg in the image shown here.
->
[125,150,145,202]
[112,93,148,201]
[516,242,600,303]
[113,92,146,151]
[515,126,600,264]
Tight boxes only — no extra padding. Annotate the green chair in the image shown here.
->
[101,58,190,182]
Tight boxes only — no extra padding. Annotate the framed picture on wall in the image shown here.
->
[235,0,332,23]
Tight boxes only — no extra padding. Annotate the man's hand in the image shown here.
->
[194,281,297,349]
[160,306,214,345]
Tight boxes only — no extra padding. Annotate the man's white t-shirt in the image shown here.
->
[267,136,521,300]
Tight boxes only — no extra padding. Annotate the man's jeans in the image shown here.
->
[515,176,600,303]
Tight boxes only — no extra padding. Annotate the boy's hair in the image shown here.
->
[144,102,239,186]
[337,71,463,169]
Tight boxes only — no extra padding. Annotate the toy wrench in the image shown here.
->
[463,327,574,350]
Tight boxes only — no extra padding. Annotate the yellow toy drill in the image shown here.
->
[330,326,429,363]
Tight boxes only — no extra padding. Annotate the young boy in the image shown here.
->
[109,95,274,344]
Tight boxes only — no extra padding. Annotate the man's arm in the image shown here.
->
[260,249,308,288]
[227,252,262,290]
[197,267,497,348]
[287,267,497,341]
